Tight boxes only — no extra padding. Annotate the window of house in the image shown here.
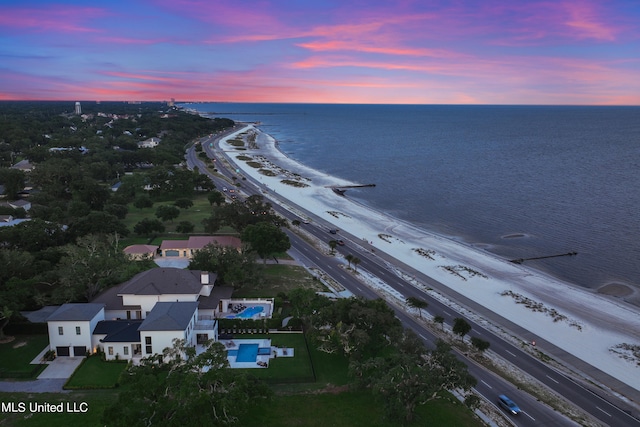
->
[145,336,152,354]
[76,326,81,335]
[58,326,63,335]
[123,346,129,355]
[126,311,131,320]
[108,347,113,355]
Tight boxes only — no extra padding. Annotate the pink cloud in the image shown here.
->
[296,40,465,59]
[94,36,172,45]
[482,1,623,45]
[562,2,617,41]
[0,6,106,33]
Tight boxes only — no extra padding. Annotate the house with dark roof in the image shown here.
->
[46,303,105,357]
[93,320,144,358]
[46,268,233,361]
[138,301,200,358]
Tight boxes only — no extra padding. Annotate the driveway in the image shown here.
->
[37,357,84,379]
[0,351,84,393]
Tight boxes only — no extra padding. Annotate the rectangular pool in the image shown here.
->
[236,344,258,362]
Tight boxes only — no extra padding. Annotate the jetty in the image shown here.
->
[327,184,376,196]
[509,251,578,264]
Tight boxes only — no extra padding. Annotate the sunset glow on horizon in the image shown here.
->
[1,0,639,105]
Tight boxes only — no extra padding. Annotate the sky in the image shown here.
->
[1,0,639,105]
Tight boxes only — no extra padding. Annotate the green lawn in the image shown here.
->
[123,194,232,234]
[232,333,315,383]
[0,335,49,379]
[64,356,128,389]
[233,264,327,298]
[237,390,481,427]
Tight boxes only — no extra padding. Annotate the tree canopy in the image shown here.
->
[104,339,271,427]
[188,244,263,288]
[240,222,291,263]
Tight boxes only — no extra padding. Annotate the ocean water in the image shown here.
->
[187,103,640,297]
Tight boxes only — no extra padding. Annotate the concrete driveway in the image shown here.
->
[0,354,82,393]
[37,357,84,379]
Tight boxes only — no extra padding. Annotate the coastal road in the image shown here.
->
[190,127,640,426]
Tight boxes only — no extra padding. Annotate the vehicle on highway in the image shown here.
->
[498,395,521,415]
[336,239,345,246]
[328,229,338,234]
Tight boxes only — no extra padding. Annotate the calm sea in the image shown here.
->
[187,103,640,296]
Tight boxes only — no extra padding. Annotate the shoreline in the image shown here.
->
[217,123,640,393]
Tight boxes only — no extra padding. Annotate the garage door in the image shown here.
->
[73,346,87,357]
[165,250,179,257]
[56,346,70,356]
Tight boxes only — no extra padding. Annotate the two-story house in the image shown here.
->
[46,303,105,357]
[46,268,234,361]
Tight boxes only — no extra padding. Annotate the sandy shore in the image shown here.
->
[217,124,640,393]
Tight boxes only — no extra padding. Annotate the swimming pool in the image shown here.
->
[228,344,272,363]
[236,344,258,362]
[227,306,264,319]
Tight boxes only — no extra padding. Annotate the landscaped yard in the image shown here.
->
[233,264,327,298]
[231,333,315,383]
[123,194,234,234]
[237,390,480,427]
[0,335,49,379]
[64,356,128,389]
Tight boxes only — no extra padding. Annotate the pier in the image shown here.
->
[509,251,578,264]
[327,184,376,196]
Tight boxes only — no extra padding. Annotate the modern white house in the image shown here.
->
[46,303,105,357]
[46,268,234,361]
[137,137,160,148]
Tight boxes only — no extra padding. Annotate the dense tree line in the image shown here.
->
[297,295,477,424]
[0,101,235,333]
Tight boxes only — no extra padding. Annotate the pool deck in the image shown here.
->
[219,302,273,319]
[221,338,272,369]
[218,338,296,369]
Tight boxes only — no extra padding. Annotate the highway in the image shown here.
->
[187,128,640,427]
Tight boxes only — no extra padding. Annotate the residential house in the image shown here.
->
[10,159,34,173]
[137,137,160,148]
[6,199,32,211]
[158,236,242,259]
[46,303,105,357]
[123,244,159,260]
[45,268,234,361]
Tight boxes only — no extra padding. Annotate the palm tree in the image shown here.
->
[406,297,428,319]
[329,240,337,255]
[433,315,445,331]
[352,257,361,272]
[345,254,354,268]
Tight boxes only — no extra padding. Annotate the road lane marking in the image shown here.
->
[480,380,492,389]
[505,350,517,358]
[596,407,612,417]
[443,311,452,316]
[522,411,535,421]
[545,375,559,384]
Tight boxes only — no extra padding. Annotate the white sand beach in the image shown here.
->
[217,124,640,393]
